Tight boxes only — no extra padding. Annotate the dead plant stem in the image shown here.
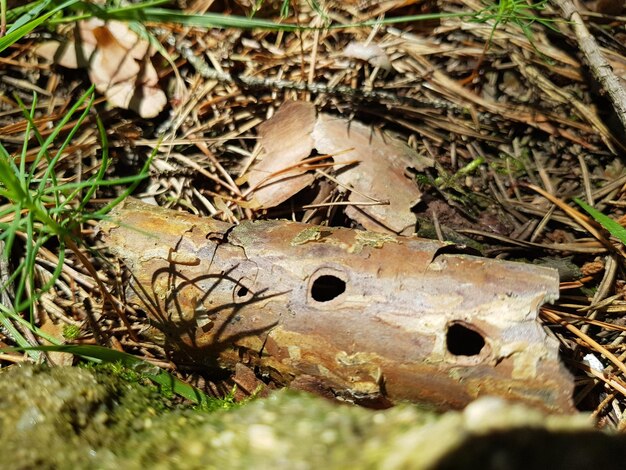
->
[551,0,626,133]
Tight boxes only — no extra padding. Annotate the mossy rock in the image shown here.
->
[1,365,626,469]
[0,364,172,469]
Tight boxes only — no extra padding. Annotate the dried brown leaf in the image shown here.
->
[105,20,152,59]
[89,26,141,92]
[77,17,101,45]
[35,19,166,118]
[246,101,318,206]
[34,40,94,69]
[313,112,432,234]
[106,81,167,119]
[247,101,433,234]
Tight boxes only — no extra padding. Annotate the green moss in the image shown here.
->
[0,364,178,469]
[61,324,81,341]
[1,366,624,470]
[83,361,173,400]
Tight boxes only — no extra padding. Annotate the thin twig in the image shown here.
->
[551,0,626,133]
[168,36,461,112]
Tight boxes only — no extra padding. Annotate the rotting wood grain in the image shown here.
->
[99,199,575,413]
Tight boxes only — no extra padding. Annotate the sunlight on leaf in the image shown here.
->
[575,198,626,246]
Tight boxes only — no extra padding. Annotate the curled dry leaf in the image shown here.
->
[34,19,166,118]
[246,101,433,235]
[106,80,167,120]
[343,41,392,71]
[89,25,141,91]
[246,101,318,207]
[35,40,95,69]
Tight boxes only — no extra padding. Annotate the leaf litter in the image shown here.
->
[2,0,626,428]
[35,18,167,118]
[245,100,433,234]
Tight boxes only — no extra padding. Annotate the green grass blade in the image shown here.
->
[111,7,302,30]
[0,148,28,202]
[93,138,159,217]
[13,218,37,314]
[5,0,53,34]
[105,7,472,31]
[19,94,38,178]
[0,203,22,263]
[0,304,60,345]
[0,305,33,352]
[30,87,95,191]
[0,248,27,292]
[575,198,626,245]
[107,0,170,14]
[40,3,472,34]
[38,241,65,294]
[0,0,79,53]
[36,94,94,199]
[13,92,60,193]
[5,1,42,23]
[76,113,109,213]
[43,174,152,195]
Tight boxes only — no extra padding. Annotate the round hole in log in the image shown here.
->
[310,275,346,302]
[236,286,249,297]
[446,322,485,356]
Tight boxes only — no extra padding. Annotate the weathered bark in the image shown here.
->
[100,199,574,412]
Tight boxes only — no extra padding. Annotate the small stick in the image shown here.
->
[551,0,626,133]
[168,36,461,113]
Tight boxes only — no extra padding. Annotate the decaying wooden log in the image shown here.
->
[99,199,575,412]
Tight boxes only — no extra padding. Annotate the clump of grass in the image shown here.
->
[476,0,554,32]
[0,86,150,351]
[474,0,560,52]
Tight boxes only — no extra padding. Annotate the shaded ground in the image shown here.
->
[2,0,626,430]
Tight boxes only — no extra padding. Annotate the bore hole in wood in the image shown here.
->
[310,275,346,302]
[446,323,485,356]
[233,278,253,303]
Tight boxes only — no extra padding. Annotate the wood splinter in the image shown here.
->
[100,199,574,413]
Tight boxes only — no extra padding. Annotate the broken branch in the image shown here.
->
[100,199,575,412]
